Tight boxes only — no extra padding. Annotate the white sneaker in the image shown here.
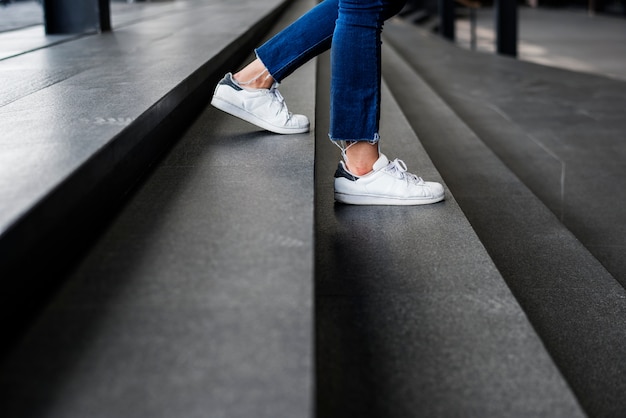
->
[211,73,310,135]
[334,153,445,205]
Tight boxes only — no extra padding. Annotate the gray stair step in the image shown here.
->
[314,51,584,417]
[0,0,316,416]
[382,21,626,417]
[385,18,626,289]
[0,0,293,343]
[0,1,203,60]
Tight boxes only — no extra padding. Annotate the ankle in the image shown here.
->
[233,59,275,90]
[344,142,379,176]
[233,73,274,90]
[346,162,374,176]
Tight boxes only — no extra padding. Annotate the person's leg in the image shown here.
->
[234,0,339,88]
[234,59,274,90]
[242,0,405,86]
[330,0,384,145]
[253,0,338,83]
[330,0,406,174]
[213,0,405,135]
[211,0,340,134]
[330,0,445,205]
[342,142,380,176]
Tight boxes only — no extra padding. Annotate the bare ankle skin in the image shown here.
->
[345,142,379,176]
[233,58,275,89]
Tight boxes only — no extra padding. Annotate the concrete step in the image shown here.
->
[0,0,316,417]
[314,51,584,417]
[382,20,626,417]
[0,1,206,60]
[0,0,293,345]
[385,17,626,288]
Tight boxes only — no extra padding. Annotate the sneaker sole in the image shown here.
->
[334,192,445,206]
[211,96,309,135]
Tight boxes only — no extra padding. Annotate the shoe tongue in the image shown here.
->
[372,153,390,171]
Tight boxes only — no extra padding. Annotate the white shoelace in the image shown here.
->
[267,86,294,120]
[384,159,425,184]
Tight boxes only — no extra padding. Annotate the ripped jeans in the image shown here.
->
[255,0,407,143]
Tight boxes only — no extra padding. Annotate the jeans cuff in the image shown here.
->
[328,133,380,145]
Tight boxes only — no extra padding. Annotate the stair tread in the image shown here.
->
[314,51,584,417]
[0,1,316,416]
[382,22,626,417]
[0,0,289,267]
[385,19,626,288]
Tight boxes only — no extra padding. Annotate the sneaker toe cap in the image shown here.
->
[290,113,310,129]
[426,181,445,198]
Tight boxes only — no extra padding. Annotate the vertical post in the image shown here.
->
[99,0,112,32]
[494,0,517,57]
[43,0,110,34]
[470,7,476,50]
[439,0,455,41]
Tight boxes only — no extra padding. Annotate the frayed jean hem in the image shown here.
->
[328,133,380,145]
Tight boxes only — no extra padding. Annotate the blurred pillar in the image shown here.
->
[43,0,111,34]
[439,0,455,41]
[99,0,111,32]
[495,0,517,57]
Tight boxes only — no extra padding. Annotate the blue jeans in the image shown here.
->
[256,0,407,142]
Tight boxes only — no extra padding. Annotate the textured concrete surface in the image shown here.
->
[0,0,292,335]
[385,19,626,290]
[0,0,287,239]
[0,0,42,33]
[383,24,626,417]
[454,7,626,81]
[314,52,584,418]
[0,1,194,60]
[0,0,316,416]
